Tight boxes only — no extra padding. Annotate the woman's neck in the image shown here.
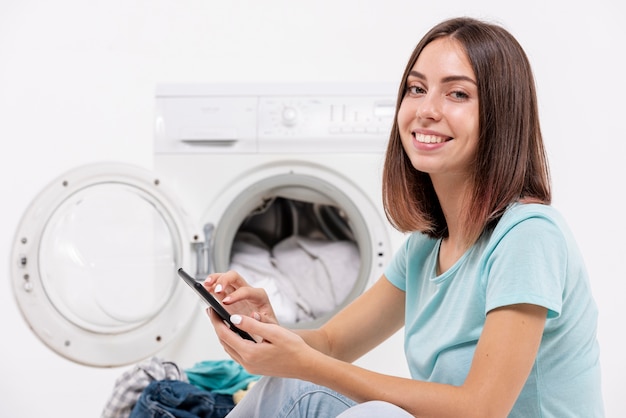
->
[432,175,471,247]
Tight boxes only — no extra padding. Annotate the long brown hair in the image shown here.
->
[382,17,551,246]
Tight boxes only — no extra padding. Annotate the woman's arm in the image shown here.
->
[208,271,546,417]
[215,301,546,418]
[207,272,406,361]
[295,276,406,362]
[304,303,547,417]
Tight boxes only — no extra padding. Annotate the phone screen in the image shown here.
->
[178,268,256,342]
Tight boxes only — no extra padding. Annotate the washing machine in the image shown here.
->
[9,83,407,373]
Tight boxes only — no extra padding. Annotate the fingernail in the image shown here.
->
[230,314,242,325]
[253,312,261,321]
[215,284,223,293]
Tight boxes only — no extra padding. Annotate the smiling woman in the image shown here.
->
[0,0,622,416]
[204,17,604,418]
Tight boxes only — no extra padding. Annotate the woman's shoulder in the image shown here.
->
[487,203,572,250]
[499,202,563,227]
[482,203,559,244]
[403,230,440,247]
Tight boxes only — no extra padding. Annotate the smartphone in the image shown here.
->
[177,268,256,342]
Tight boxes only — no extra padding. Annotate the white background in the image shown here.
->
[1,0,624,416]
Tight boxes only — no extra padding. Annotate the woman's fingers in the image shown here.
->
[203,270,279,324]
[207,309,244,363]
[222,286,269,305]
[205,270,249,293]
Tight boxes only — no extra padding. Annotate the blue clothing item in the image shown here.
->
[226,377,355,417]
[129,380,235,418]
[225,377,411,418]
[101,356,188,418]
[185,360,260,395]
[385,203,604,417]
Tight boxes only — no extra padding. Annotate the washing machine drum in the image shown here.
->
[193,162,392,329]
[10,163,196,367]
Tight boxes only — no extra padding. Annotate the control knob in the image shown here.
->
[281,106,298,127]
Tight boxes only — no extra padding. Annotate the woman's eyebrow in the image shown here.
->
[409,70,477,85]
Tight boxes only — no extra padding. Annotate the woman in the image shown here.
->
[205,17,604,417]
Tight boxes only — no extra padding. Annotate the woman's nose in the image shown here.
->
[416,94,442,121]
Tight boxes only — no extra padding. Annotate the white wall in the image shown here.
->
[1,0,623,416]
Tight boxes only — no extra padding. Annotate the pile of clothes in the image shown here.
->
[230,231,359,324]
[101,357,260,418]
[229,197,360,324]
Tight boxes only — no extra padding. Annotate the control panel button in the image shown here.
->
[281,107,298,126]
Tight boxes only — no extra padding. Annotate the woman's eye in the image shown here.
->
[450,90,469,100]
[406,85,425,96]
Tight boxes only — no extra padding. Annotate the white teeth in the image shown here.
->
[415,133,446,144]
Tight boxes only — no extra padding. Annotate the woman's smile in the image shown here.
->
[413,132,452,144]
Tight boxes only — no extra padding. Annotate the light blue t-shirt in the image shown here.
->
[385,203,604,417]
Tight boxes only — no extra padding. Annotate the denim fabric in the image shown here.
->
[226,377,356,418]
[226,377,413,417]
[101,356,188,418]
[130,379,235,418]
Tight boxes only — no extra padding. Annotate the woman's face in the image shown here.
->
[397,37,479,182]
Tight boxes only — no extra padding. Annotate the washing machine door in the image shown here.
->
[10,162,197,367]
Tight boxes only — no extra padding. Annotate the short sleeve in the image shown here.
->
[384,236,409,291]
[484,215,566,318]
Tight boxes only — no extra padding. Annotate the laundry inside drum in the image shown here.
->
[229,197,360,324]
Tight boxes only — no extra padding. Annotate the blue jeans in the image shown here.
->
[226,377,413,418]
[130,379,235,418]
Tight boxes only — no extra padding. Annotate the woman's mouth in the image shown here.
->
[413,133,452,144]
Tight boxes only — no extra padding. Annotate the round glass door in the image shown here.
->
[11,163,196,367]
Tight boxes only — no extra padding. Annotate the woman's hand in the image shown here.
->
[207,308,317,378]
[204,270,279,325]
[204,271,319,378]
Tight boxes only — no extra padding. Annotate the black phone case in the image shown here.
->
[178,268,256,342]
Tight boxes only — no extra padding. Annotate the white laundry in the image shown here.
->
[229,232,360,324]
[229,233,300,324]
[272,235,360,319]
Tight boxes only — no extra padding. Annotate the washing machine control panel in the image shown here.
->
[155,83,396,154]
[257,96,395,153]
